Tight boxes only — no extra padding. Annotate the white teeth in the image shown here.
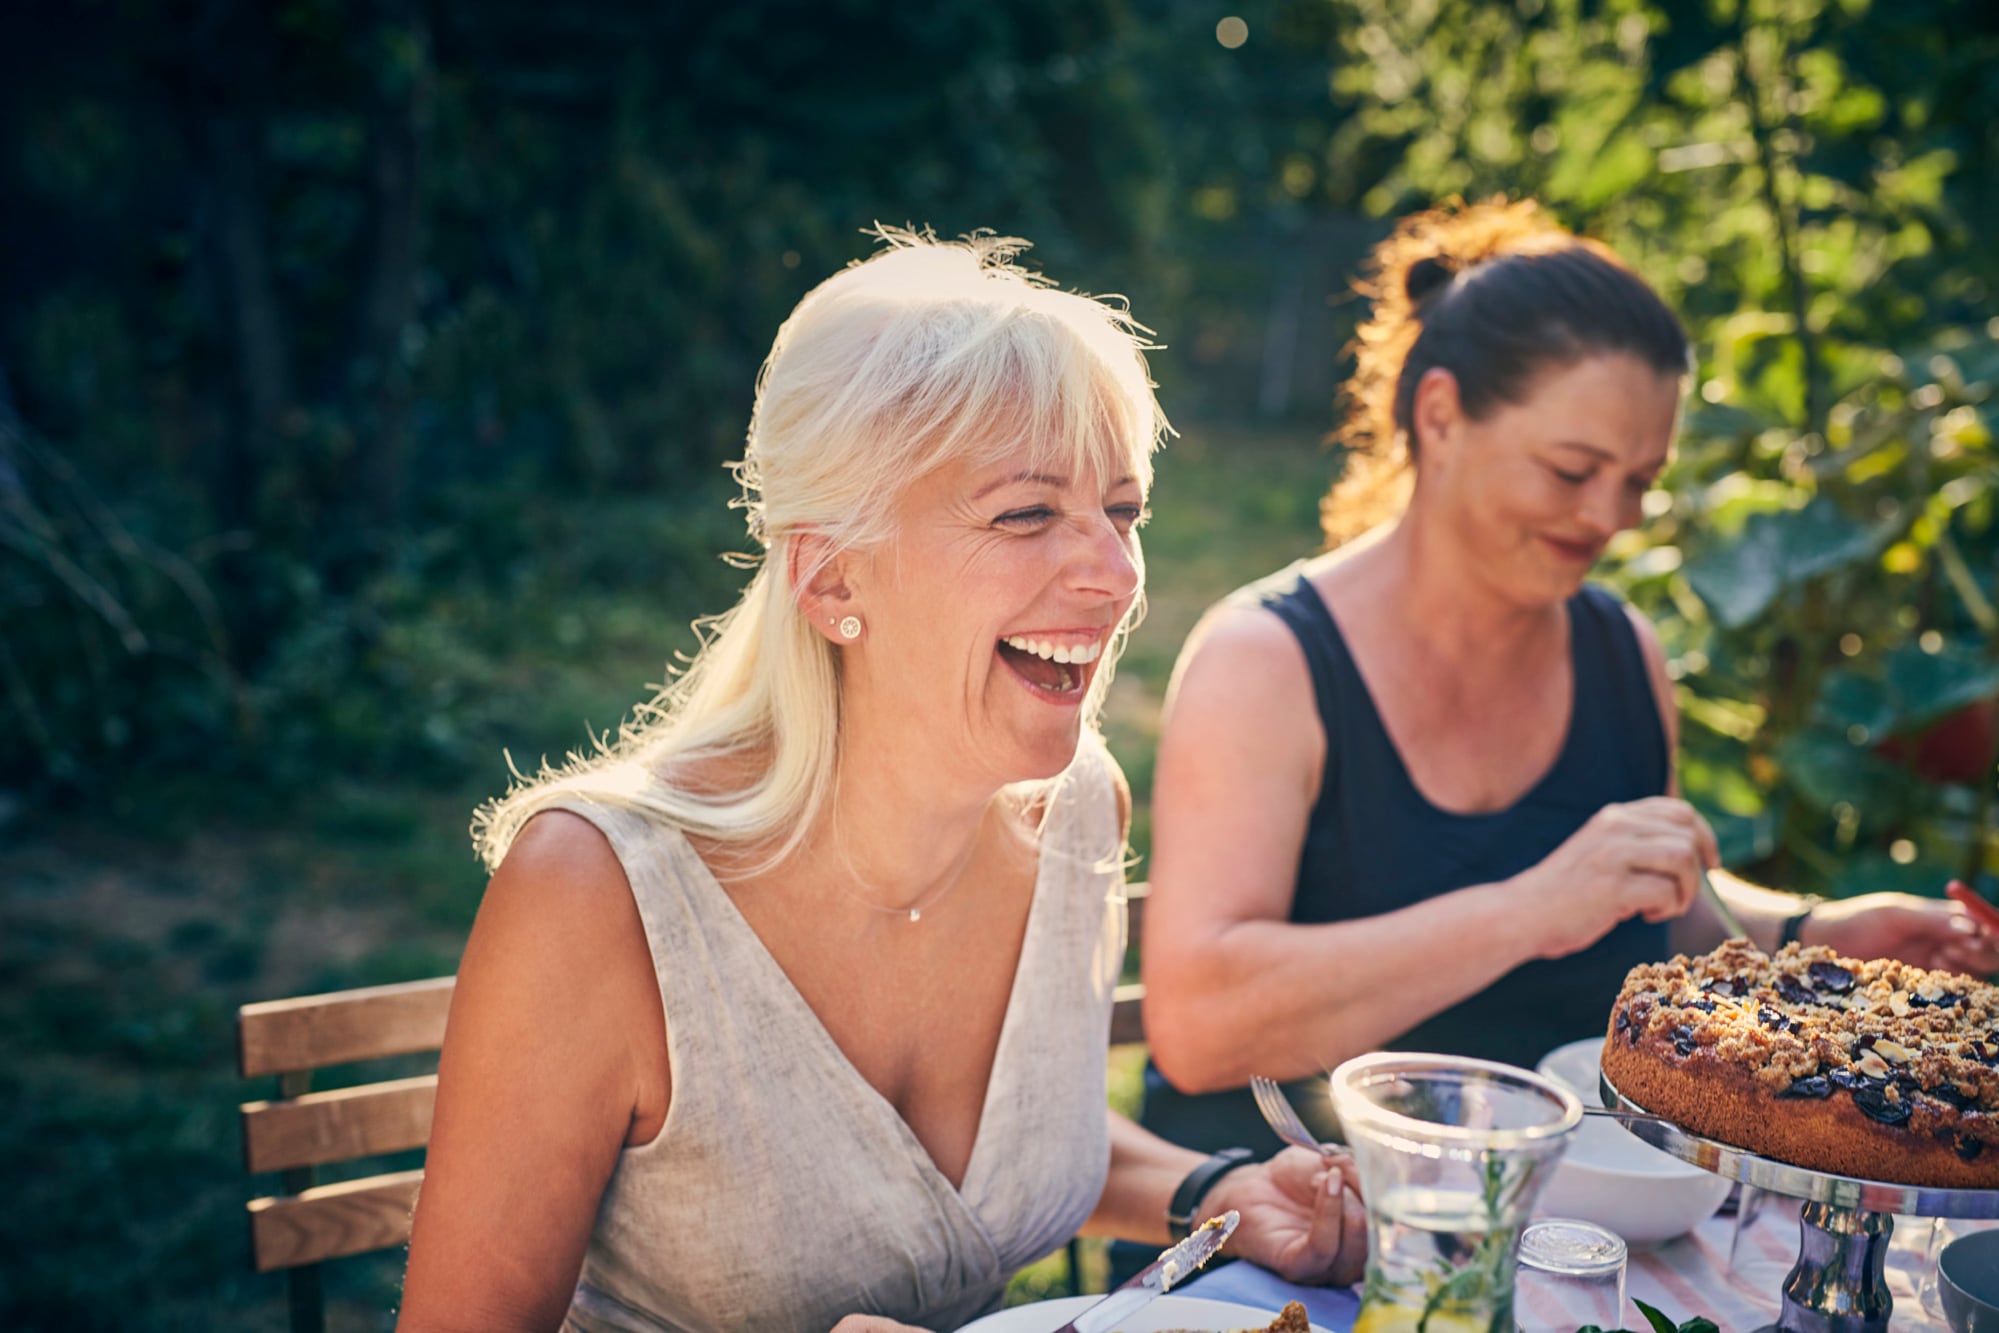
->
[1002,635,1102,664]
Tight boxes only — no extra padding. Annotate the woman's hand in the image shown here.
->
[1518,797,1717,958]
[830,1318,933,1332]
[1803,891,1999,976]
[1203,1146,1368,1287]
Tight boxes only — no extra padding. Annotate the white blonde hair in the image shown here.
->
[473,228,1167,871]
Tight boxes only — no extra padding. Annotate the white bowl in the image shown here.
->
[1533,1038,1733,1246]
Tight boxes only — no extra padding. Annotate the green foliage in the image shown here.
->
[1579,1295,1721,1333]
[1314,0,1999,895]
[1618,322,1999,893]
[0,0,1185,805]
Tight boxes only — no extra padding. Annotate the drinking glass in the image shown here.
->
[1330,1052,1584,1333]
[1514,1217,1627,1331]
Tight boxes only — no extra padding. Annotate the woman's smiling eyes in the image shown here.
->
[1107,503,1151,532]
[1544,462,1658,495]
[992,501,1151,532]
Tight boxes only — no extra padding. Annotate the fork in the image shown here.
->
[1250,1075,1344,1156]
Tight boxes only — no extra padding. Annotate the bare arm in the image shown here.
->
[1080,1109,1208,1244]
[1142,602,1710,1093]
[398,812,669,1333]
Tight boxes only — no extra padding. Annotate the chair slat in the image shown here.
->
[239,976,455,1077]
[1110,982,1146,1047]
[248,1169,424,1272]
[242,1075,438,1174]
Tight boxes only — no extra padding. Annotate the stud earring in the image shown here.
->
[837,615,862,641]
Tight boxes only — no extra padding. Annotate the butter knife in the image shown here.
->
[1050,1210,1240,1333]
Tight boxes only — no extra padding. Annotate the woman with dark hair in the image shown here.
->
[1132,198,1999,1164]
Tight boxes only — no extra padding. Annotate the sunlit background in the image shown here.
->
[3,0,1996,1326]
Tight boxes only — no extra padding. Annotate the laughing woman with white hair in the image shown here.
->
[396,231,1366,1333]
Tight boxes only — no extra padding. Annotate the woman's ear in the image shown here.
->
[1409,365,1465,470]
[787,531,858,644]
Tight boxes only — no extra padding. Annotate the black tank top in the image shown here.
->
[1137,568,1671,1158]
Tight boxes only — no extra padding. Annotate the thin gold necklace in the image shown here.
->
[825,816,987,923]
[829,875,960,923]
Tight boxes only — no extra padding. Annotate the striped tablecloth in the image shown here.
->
[1180,1197,1961,1331]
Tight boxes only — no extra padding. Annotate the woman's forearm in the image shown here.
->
[1081,1111,1208,1244]
[1143,877,1546,1092]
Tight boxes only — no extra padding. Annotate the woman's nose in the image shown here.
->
[1582,480,1631,537]
[1069,517,1143,601]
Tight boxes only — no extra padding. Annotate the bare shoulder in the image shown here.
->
[461,807,665,1065]
[403,807,664,1327]
[475,809,642,954]
[1154,592,1324,820]
[1178,595,1309,679]
[494,807,630,897]
[451,805,669,1136]
[1168,597,1314,726]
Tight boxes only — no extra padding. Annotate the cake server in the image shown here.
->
[1048,1210,1238,1333]
[1701,867,1750,942]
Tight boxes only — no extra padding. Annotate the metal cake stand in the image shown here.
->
[1600,1069,1999,1332]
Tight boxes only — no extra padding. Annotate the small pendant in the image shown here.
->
[909,907,922,923]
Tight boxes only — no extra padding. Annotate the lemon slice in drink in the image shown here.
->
[1351,1303,1490,1333]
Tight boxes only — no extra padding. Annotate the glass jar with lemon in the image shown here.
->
[1330,1053,1584,1333]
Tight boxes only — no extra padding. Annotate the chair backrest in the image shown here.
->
[1110,884,1147,1046]
[237,976,452,1277]
[237,886,1150,1323]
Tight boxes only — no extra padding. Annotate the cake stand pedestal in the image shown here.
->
[1601,1070,1999,1332]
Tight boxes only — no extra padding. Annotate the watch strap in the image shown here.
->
[1167,1147,1255,1241]
[1779,895,1823,948]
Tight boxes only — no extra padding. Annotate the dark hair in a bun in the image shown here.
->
[1404,254,1458,308]
[1323,197,1691,545]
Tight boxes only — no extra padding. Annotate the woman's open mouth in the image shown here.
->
[995,634,1102,698]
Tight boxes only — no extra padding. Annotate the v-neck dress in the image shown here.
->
[552,734,1126,1333]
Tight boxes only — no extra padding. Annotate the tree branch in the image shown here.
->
[1736,21,1826,439]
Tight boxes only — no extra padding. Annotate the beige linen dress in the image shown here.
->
[554,736,1127,1332]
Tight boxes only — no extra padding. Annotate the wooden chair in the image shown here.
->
[237,976,453,1333]
[237,886,1149,1331]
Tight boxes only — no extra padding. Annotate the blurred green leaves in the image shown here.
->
[1316,0,1999,893]
[1681,498,1891,629]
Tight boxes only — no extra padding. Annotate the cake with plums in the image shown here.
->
[1602,938,1999,1188]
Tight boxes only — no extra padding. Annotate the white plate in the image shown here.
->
[955,1294,1329,1333]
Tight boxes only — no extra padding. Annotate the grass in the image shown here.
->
[0,420,1333,1330]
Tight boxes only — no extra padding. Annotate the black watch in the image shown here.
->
[1779,895,1822,948]
[1167,1147,1256,1241]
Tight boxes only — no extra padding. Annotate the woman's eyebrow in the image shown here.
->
[973,471,1068,500]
